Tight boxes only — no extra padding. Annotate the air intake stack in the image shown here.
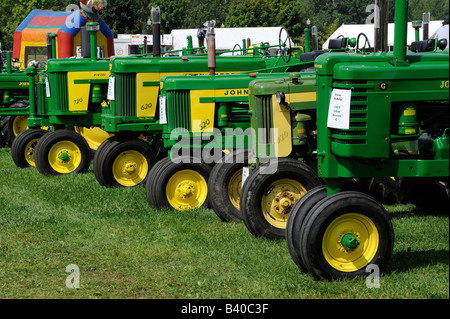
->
[392,0,409,65]
[152,7,161,57]
[374,0,389,52]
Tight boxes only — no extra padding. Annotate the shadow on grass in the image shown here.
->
[387,204,449,219]
[387,249,449,274]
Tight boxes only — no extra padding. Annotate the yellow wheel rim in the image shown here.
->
[166,169,208,211]
[261,178,307,229]
[112,150,148,187]
[227,168,242,210]
[24,138,39,167]
[322,213,379,272]
[48,141,82,174]
[13,116,29,137]
[74,126,114,151]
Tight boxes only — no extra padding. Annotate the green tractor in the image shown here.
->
[243,0,448,280]
[240,72,324,237]
[11,26,114,171]
[0,51,31,146]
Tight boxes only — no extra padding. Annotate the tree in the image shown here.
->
[101,0,143,35]
[147,0,230,34]
[148,0,189,34]
[0,0,70,49]
[225,0,306,42]
[408,0,449,21]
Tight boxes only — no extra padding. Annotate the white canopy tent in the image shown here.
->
[170,27,285,52]
[322,21,444,50]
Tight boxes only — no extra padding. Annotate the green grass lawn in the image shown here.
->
[0,147,448,299]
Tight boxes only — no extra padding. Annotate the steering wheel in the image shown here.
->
[279,27,293,63]
[232,43,242,56]
[356,33,372,53]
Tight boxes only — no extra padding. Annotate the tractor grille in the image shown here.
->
[330,80,369,145]
[166,90,191,132]
[52,72,69,112]
[35,82,48,116]
[256,95,273,144]
[115,74,136,117]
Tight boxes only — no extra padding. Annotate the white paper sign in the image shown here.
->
[327,89,351,129]
[241,167,250,188]
[159,95,167,124]
[107,76,115,100]
[45,76,51,97]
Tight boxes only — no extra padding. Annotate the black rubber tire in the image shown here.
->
[208,150,249,222]
[240,158,324,240]
[299,192,395,280]
[11,128,48,168]
[146,157,211,210]
[95,139,156,187]
[145,157,171,208]
[34,129,92,176]
[286,185,327,273]
[0,100,30,146]
[0,119,6,147]
[359,177,405,205]
[92,136,116,186]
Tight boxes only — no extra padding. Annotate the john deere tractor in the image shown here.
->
[0,51,31,147]
[11,25,113,172]
[242,0,448,280]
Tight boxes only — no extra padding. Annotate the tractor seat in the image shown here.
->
[300,51,325,62]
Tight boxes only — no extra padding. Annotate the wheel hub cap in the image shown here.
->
[274,191,296,214]
[341,233,360,251]
[123,161,137,174]
[58,150,71,163]
[177,182,195,198]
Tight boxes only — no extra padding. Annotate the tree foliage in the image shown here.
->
[0,0,448,50]
[225,0,305,41]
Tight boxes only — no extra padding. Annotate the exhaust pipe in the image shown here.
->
[207,20,216,75]
[422,12,430,40]
[152,7,161,57]
[46,32,57,60]
[393,0,408,64]
[311,26,319,51]
[374,0,389,52]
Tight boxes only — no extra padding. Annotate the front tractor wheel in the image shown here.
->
[34,129,92,176]
[146,158,211,211]
[94,139,156,187]
[292,192,395,280]
[11,128,48,168]
[240,158,324,240]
